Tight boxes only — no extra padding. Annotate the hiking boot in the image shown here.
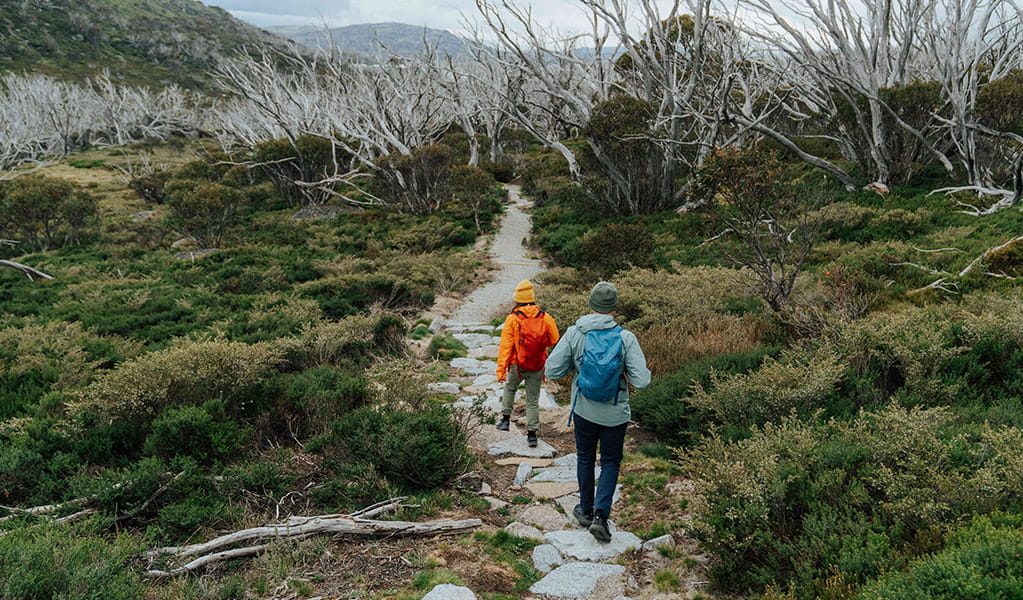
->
[589,510,612,543]
[573,504,593,527]
[496,414,510,431]
[527,430,538,447]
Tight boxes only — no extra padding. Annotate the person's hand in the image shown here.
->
[498,375,506,383]
[542,373,547,383]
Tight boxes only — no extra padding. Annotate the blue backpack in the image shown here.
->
[576,326,624,404]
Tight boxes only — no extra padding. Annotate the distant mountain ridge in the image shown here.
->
[0,0,292,90]
[267,22,470,57]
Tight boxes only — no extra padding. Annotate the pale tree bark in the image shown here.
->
[144,497,482,577]
[733,0,957,184]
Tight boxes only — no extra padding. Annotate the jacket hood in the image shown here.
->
[512,304,543,318]
[574,312,618,333]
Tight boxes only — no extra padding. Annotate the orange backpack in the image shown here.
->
[514,310,550,372]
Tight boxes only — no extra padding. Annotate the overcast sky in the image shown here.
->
[209,0,596,33]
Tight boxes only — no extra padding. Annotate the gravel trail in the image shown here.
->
[445,184,543,326]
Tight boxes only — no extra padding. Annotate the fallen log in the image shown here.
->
[144,498,483,577]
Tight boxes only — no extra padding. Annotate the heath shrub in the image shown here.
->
[72,340,280,423]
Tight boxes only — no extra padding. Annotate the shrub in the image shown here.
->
[855,513,1023,600]
[273,315,394,370]
[689,352,845,428]
[429,334,468,360]
[575,222,656,279]
[376,145,453,214]
[165,180,246,247]
[639,314,766,376]
[0,320,141,419]
[680,404,1023,598]
[143,400,250,464]
[631,347,779,445]
[251,134,340,206]
[72,339,281,423]
[0,523,143,600]
[315,404,474,489]
[276,366,371,433]
[128,168,172,204]
[0,174,98,250]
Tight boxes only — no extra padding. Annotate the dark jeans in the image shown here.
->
[574,413,628,518]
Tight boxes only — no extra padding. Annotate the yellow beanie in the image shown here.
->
[514,280,536,304]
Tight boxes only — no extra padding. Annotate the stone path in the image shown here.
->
[419,186,667,600]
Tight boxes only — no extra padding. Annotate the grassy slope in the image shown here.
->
[0,0,287,89]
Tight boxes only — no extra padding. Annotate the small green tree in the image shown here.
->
[449,164,494,232]
[165,180,245,248]
[697,144,823,312]
[375,144,453,214]
[0,174,97,250]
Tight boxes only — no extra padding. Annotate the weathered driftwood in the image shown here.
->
[0,259,53,280]
[144,497,482,578]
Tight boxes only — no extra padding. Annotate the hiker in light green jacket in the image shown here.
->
[545,281,650,542]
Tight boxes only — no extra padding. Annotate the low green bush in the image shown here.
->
[72,339,281,424]
[143,400,250,464]
[575,222,656,278]
[681,404,1023,598]
[855,513,1023,600]
[0,522,143,600]
[631,347,779,446]
[313,404,474,490]
[275,366,371,434]
[429,334,468,360]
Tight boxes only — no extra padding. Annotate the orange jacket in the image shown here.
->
[496,304,560,379]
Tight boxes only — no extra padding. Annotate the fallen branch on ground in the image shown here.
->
[144,497,482,578]
[0,259,53,280]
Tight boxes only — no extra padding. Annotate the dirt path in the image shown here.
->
[445,184,544,327]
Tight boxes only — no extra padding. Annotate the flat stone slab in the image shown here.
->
[532,466,595,483]
[518,505,571,531]
[487,437,557,458]
[529,563,626,599]
[642,534,676,552]
[555,494,582,522]
[427,382,461,395]
[532,544,564,573]
[446,324,496,334]
[539,389,559,410]
[524,481,578,499]
[495,457,554,468]
[453,333,495,348]
[473,374,500,388]
[544,529,642,562]
[423,584,477,600]
[514,463,533,486]
[505,522,546,542]
[486,497,509,511]
[553,454,577,468]
[469,344,501,359]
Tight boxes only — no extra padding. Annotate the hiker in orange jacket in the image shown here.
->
[496,280,560,447]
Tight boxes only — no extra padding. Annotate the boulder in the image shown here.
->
[422,584,477,600]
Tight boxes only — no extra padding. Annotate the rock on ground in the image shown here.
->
[529,563,626,599]
[518,504,571,531]
[532,544,564,573]
[514,462,533,486]
[487,436,557,458]
[544,529,643,562]
[422,583,477,600]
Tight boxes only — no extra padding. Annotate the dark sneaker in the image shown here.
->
[527,430,538,447]
[573,504,593,527]
[496,415,510,431]
[589,511,612,542]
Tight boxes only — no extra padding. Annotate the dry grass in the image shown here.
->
[639,314,767,377]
